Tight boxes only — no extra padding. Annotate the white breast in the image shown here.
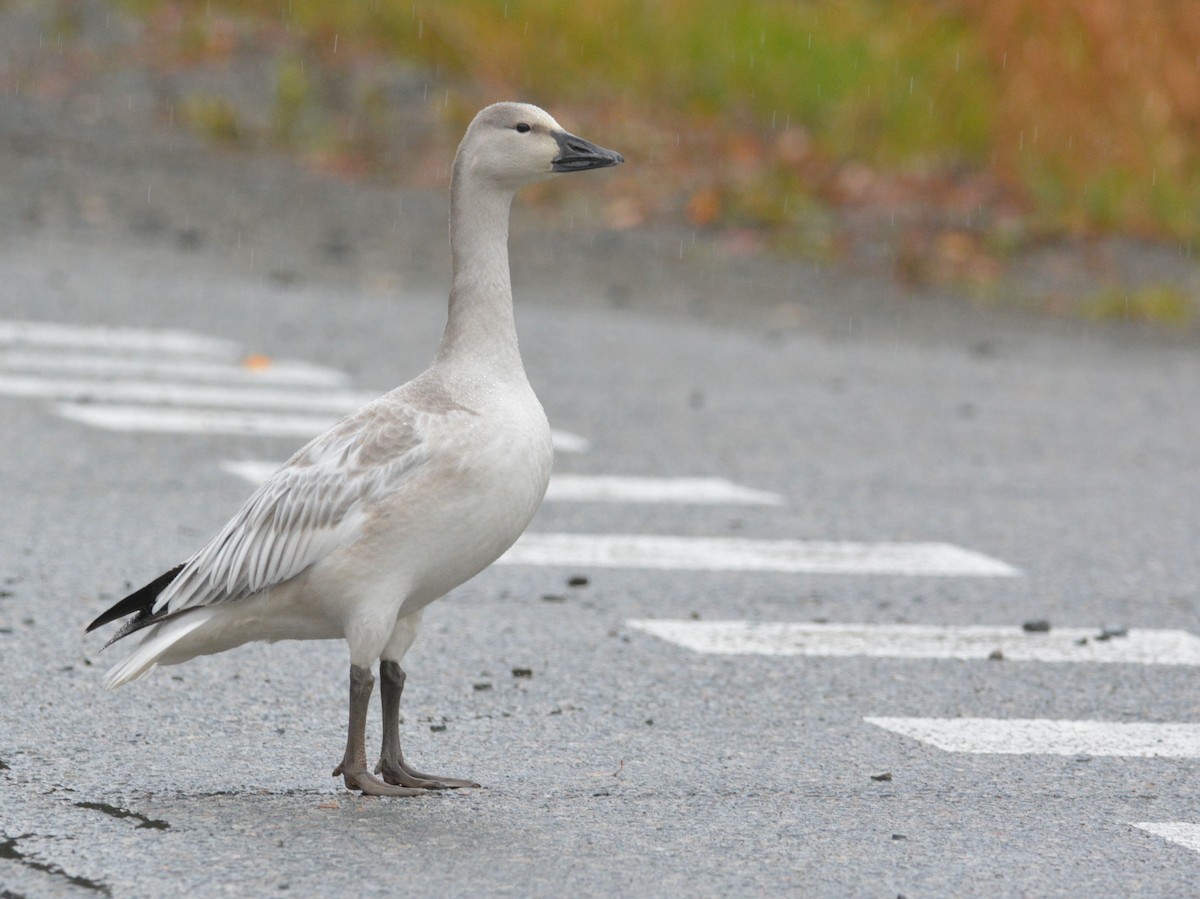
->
[306,377,552,621]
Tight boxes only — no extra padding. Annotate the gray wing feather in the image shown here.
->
[151,403,426,616]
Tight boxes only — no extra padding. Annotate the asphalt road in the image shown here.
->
[3,52,1200,895]
[2,215,1199,898]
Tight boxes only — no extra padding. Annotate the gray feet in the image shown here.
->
[334,662,477,797]
[377,659,479,791]
[333,759,423,797]
[335,664,423,798]
[375,754,480,790]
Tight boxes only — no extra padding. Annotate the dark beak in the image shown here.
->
[552,130,624,172]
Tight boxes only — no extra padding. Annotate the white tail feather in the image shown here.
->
[104,610,215,688]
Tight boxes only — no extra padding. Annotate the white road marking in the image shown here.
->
[56,404,338,438]
[221,462,781,505]
[0,351,351,386]
[549,431,590,454]
[0,375,377,411]
[499,534,1018,576]
[56,403,589,452]
[1133,823,1200,854]
[865,717,1200,757]
[0,320,234,356]
[625,621,1200,664]
[547,475,783,505]
[221,460,288,482]
[224,461,771,502]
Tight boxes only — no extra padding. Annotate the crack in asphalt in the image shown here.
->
[0,833,112,895]
[73,800,170,830]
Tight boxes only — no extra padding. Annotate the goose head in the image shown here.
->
[454,102,624,192]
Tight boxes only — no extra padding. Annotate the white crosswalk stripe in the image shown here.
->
[223,461,783,505]
[626,620,1200,664]
[499,533,1018,575]
[0,351,350,386]
[55,403,342,438]
[546,475,783,505]
[864,717,1200,758]
[0,374,377,411]
[0,319,235,355]
[1133,823,1200,855]
[55,403,590,451]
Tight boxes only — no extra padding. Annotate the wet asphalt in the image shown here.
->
[2,51,1200,898]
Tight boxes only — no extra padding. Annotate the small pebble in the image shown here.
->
[541,593,566,603]
[511,667,533,678]
[1023,619,1051,633]
[1096,626,1128,641]
[567,576,589,588]
[892,834,907,841]
[473,682,493,691]
[429,724,447,733]
[870,772,893,782]
[988,648,1004,660]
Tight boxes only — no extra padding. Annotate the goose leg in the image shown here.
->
[332,664,422,797]
[375,660,480,789]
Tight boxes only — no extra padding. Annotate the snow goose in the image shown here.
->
[86,102,623,797]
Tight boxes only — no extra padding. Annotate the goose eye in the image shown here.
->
[515,123,531,134]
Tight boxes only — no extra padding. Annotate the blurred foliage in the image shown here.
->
[118,0,994,159]
[113,0,1200,280]
[1076,283,1195,325]
[959,0,1200,242]
[179,93,240,143]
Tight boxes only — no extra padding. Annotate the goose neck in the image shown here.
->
[437,178,522,373]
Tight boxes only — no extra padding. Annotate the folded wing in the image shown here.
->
[89,401,428,642]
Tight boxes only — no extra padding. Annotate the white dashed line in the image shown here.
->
[548,431,590,453]
[0,351,351,386]
[547,475,783,505]
[1132,823,1200,855]
[0,320,235,355]
[220,460,289,482]
[0,375,377,411]
[625,621,1200,664]
[56,404,338,438]
[53,403,590,452]
[222,462,781,505]
[499,534,1018,575]
[865,717,1200,757]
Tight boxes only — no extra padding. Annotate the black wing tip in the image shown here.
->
[86,564,186,634]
